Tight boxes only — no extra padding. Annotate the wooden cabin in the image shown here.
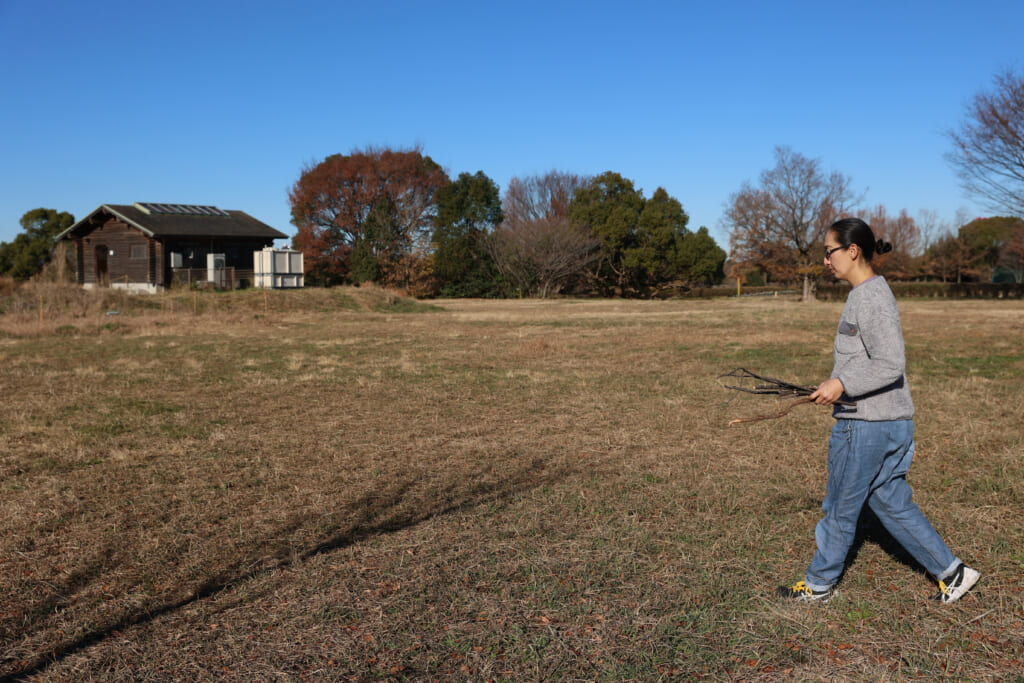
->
[58,203,287,292]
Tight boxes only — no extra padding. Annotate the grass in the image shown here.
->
[1,284,1023,681]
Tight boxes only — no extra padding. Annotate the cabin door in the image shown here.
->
[94,245,109,286]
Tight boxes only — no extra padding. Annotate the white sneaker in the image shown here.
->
[776,580,836,603]
[934,563,980,604]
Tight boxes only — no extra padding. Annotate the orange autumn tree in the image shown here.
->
[289,146,449,286]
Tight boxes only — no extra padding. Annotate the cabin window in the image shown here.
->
[130,245,147,260]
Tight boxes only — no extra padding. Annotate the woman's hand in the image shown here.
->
[810,378,845,405]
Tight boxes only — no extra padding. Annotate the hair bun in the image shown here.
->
[875,239,893,255]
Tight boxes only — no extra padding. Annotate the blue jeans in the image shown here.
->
[805,419,960,591]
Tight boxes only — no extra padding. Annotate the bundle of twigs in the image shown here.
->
[717,367,851,425]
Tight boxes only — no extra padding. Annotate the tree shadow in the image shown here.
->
[1,453,574,681]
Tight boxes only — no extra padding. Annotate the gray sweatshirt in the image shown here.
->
[830,275,915,421]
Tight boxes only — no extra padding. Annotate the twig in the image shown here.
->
[718,367,853,425]
[728,397,815,426]
[717,367,817,397]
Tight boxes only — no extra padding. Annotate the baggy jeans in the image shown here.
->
[804,419,960,592]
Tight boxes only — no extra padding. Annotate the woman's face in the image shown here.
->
[823,231,855,282]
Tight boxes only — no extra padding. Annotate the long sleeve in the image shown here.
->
[830,277,914,421]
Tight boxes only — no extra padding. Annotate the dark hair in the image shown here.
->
[828,218,892,262]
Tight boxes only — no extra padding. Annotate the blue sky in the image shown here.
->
[2,0,1022,250]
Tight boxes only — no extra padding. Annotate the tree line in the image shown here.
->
[724,147,1024,291]
[283,65,1024,296]
[4,68,1024,293]
[725,67,1024,292]
[289,151,726,297]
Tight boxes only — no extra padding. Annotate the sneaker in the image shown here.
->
[776,580,835,602]
[933,563,980,604]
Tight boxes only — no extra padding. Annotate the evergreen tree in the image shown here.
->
[431,172,503,297]
[0,208,75,280]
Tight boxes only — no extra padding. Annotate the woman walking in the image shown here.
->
[777,218,979,604]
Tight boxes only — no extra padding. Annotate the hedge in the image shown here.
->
[816,282,1024,301]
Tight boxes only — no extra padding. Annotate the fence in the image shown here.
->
[170,268,255,290]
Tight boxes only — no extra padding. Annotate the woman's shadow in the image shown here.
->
[842,505,932,584]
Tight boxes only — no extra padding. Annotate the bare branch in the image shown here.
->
[718,367,852,425]
[946,68,1024,217]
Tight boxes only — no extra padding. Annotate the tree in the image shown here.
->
[487,171,598,298]
[677,226,727,285]
[946,68,1024,217]
[0,208,75,280]
[431,171,503,297]
[957,216,1022,281]
[923,232,970,283]
[916,209,946,252]
[725,146,858,299]
[995,222,1024,282]
[349,197,399,284]
[567,175,712,293]
[288,146,449,285]
[501,170,588,226]
[567,172,646,292]
[630,187,692,287]
[863,205,922,279]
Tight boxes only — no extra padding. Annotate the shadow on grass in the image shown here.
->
[1,454,571,681]
[843,506,932,583]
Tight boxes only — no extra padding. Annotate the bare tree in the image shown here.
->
[946,68,1024,217]
[863,206,922,279]
[502,171,589,226]
[486,171,598,297]
[725,146,859,300]
[488,216,601,297]
[916,209,946,252]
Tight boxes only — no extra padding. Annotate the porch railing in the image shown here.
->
[170,268,255,290]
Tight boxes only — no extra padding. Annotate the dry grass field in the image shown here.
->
[1,284,1022,681]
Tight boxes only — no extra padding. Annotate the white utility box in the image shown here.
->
[254,247,304,288]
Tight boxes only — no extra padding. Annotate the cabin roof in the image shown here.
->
[58,203,287,240]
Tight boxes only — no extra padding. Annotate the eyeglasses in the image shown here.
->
[824,245,846,261]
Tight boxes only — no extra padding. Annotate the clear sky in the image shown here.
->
[2,0,1021,251]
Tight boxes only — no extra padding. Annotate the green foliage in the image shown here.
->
[0,208,75,280]
[993,265,1024,283]
[569,174,725,293]
[629,187,691,285]
[431,172,504,297]
[433,171,503,234]
[678,227,727,285]
[348,238,380,284]
[567,171,645,291]
[959,216,1021,278]
[349,197,398,284]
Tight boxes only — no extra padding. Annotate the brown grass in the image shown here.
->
[1,286,1022,681]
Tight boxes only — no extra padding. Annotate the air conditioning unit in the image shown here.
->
[207,253,227,286]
